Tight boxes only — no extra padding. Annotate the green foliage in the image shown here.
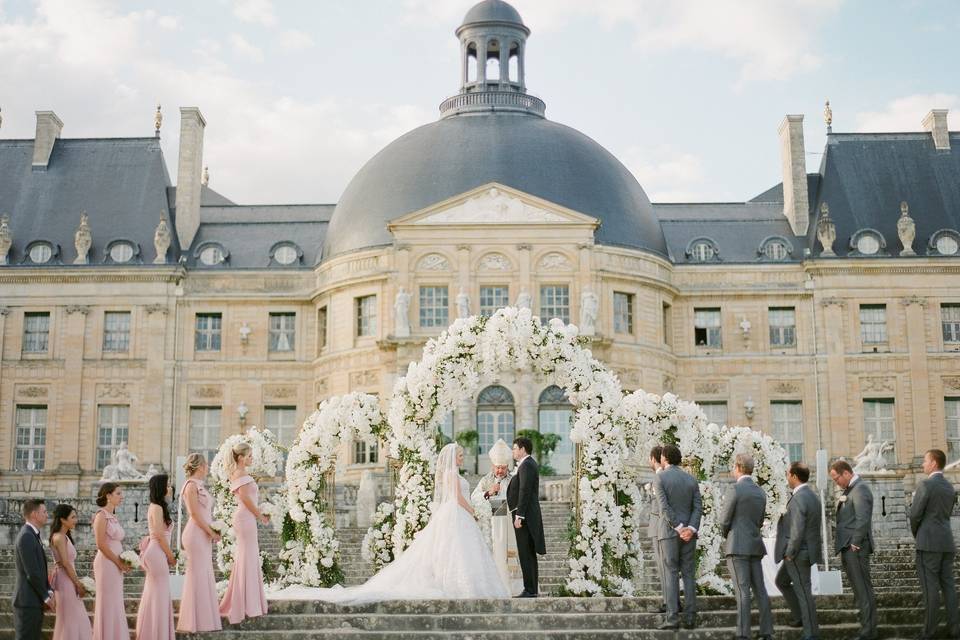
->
[434,427,452,451]
[455,429,479,451]
[515,429,562,475]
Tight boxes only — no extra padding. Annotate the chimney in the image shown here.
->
[778,114,810,235]
[922,109,950,150]
[32,111,63,169]
[175,107,206,249]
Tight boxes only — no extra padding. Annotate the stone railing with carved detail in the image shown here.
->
[440,91,546,118]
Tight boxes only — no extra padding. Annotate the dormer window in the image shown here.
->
[27,242,53,264]
[930,230,960,256]
[686,238,719,263]
[759,237,793,261]
[270,242,302,266]
[850,230,886,257]
[105,240,137,264]
[196,243,228,267]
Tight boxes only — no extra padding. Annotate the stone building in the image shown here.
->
[0,0,959,498]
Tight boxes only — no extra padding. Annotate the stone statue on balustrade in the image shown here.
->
[580,290,598,335]
[852,434,893,474]
[394,287,411,338]
[99,441,148,482]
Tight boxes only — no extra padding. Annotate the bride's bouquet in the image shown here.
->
[119,550,140,569]
[209,520,228,535]
[471,494,493,551]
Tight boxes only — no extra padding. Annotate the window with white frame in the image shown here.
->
[356,295,377,337]
[269,313,296,352]
[859,305,887,345]
[699,401,728,426]
[97,405,130,470]
[863,399,896,464]
[195,313,222,352]
[265,406,298,447]
[942,304,960,344]
[538,385,573,474]
[103,311,131,352]
[694,308,722,347]
[14,405,46,471]
[479,286,510,317]
[946,398,960,461]
[317,306,328,351]
[771,401,803,462]
[419,286,449,328]
[477,385,516,457]
[438,411,455,445]
[768,307,796,347]
[539,285,570,324]
[189,407,221,462]
[23,312,50,353]
[614,292,634,334]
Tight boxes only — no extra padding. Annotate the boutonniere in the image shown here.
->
[837,495,848,505]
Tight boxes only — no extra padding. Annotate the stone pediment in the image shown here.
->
[389,183,599,228]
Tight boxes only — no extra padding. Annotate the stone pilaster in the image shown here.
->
[820,298,851,457]
[145,305,169,468]
[57,305,89,476]
[902,296,932,459]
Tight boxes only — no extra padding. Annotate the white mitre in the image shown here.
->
[488,439,512,466]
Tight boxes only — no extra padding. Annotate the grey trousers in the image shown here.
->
[727,555,773,639]
[651,536,667,604]
[841,548,877,640]
[775,551,819,639]
[659,535,697,625]
[13,605,43,640]
[916,550,960,639]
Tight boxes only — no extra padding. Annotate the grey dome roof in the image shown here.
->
[324,112,667,258]
[462,0,525,27]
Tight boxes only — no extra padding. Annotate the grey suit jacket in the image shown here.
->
[775,484,823,564]
[652,465,703,540]
[647,470,661,539]
[720,476,767,557]
[909,472,957,553]
[13,525,50,609]
[834,477,875,554]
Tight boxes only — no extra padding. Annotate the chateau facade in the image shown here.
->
[1,0,959,497]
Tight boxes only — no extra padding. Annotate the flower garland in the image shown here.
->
[361,502,395,566]
[471,493,494,550]
[210,426,285,582]
[278,393,388,587]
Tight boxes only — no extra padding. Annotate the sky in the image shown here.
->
[0,0,958,205]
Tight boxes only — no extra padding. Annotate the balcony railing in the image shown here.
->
[439,91,546,118]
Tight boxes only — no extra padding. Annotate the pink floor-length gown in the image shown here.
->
[177,478,222,632]
[218,475,268,624]
[92,509,129,640]
[135,514,174,640]
[52,536,93,640]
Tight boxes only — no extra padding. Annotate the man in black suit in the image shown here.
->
[13,499,54,640]
[507,436,545,597]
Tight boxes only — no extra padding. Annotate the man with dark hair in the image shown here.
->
[775,461,823,640]
[647,445,671,613]
[830,458,877,640]
[653,444,702,630]
[14,499,53,640]
[909,448,959,640]
[507,436,545,597]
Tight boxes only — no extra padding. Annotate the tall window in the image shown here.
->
[265,406,297,447]
[946,398,960,460]
[354,439,378,464]
[699,401,728,426]
[863,399,896,464]
[189,407,221,462]
[477,385,515,457]
[195,313,222,352]
[859,305,887,345]
[538,386,573,474]
[768,307,796,347]
[942,304,960,344]
[479,286,510,317]
[103,311,131,352]
[662,302,673,346]
[771,401,803,462]
[419,286,449,328]
[23,312,50,353]
[356,295,377,337]
[439,411,455,444]
[694,308,722,347]
[269,313,296,352]
[14,405,46,471]
[614,292,634,334]
[540,285,570,324]
[97,405,130,470]
[317,306,328,351]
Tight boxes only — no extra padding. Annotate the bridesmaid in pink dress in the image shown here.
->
[92,483,131,640]
[177,453,222,633]
[135,474,176,640]
[219,441,270,624]
[49,504,92,640]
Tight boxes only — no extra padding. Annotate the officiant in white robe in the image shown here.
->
[471,439,519,592]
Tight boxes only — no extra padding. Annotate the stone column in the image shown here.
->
[57,305,89,490]
[477,37,488,85]
[145,305,170,468]
[820,298,851,457]
[517,243,532,309]
[902,296,932,459]
[498,39,509,84]
[517,42,525,90]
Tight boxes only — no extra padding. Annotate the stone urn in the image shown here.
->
[816,203,836,257]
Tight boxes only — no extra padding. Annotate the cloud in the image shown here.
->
[229,33,264,62]
[279,29,314,52]
[622,145,708,202]
[855,93,959,132]
[232,0,276,27]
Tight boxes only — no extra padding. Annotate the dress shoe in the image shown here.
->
[657,622,679,631]
[757,636,773,640]
[512,591,530,598]
[657,604,667,613]
[787,621,804,628]
[682,617,697,630]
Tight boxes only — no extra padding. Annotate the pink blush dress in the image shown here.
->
[135,514,174,640]
[218,475,268,624]
[52,536,93,640]
[177,479,222,632]
[92,509,129,640]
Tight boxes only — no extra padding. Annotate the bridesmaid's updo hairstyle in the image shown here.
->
[148,473,172,526]
[96,482,119,507]
[227,441,253,476]
[183,452,206,476]
[50,503,76,545]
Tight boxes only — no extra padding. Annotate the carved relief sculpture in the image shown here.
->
[897,201,916,256]
[538,252,572,271]
[579,290,598,335]
[73,211,92,264]
[0,214,11,265]
[479,253,511,271]
[394,287,411,337]
[153,215,171,264]
[817,202,836,257]
[417,253,450,271]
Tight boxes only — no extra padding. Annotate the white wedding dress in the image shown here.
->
[269,443,509,603]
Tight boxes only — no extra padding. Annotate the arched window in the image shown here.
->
[538,386,573,474]
[476,385,515,458]
[685,238,719,263]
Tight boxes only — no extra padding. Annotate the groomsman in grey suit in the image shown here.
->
[829,459,877,640]
[720,453,774,640]
[647,445,668,613]
[13,499,54,640]
[653,444,702,630]
[909,448,959,640]
[775,461,823,640]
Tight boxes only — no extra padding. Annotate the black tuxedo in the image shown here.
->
[13,523,52,640]
[507,456,545,595]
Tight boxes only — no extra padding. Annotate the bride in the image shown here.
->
[271,443,509,603]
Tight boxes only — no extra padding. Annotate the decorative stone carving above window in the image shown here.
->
[191,385,223,400]
[264,385,297,400]
[349,369,379,389]
[537,252,572,271]
[694,381,724,395]
[478,253,512,271]
[860,376,895,393]
[16,385,48,399]
[943,376,960,391]
[97,383,129,400]
[771,380,801,395]
[416,253,450,271]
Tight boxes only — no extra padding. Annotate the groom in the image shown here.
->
[507,436,545,597]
